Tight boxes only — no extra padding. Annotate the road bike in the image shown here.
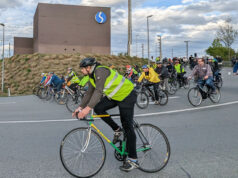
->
[136,82,168,109]
[60,113,171,178]
[188,82,221,107]
[167,72,179,95]
[65,85,84,113]
[213,72,223,88]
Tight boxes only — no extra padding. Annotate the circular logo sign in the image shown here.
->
[95,11,107,24]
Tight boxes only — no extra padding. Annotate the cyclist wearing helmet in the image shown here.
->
[67,67,80,93]
[40,73,47,84]
[174,60,186,87]
[138,65,160,104]
[73,58,139,171]
[124,65,138,83]
[45,72,64,93]
[155,61,169,90]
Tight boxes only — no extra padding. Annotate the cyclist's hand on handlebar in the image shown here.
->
[73,106,91,119]
[187,76,192,80]
[72,107,82,118]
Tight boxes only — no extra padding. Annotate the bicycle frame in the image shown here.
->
[81,113,151,157]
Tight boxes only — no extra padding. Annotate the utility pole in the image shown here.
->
[9,42,10,57]
[172,48,173,58]
[136,35,139,57]
[147,15,153,65]
[184,41,190,61]
[157,35,162,60]
[127,0,132,56]
[142,44,144,58]
[0,23,5,92]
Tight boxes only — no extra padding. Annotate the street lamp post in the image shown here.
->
[0,23,5,93]
[136,35,139,57]
[147,15,153,65]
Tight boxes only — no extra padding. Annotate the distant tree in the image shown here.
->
[216,17,238,60]
[206,38,235,61]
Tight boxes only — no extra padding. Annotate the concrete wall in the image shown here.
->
[34,3,111,54]
[14,37,33,55]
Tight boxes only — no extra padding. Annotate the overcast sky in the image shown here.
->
[0,0,238,58]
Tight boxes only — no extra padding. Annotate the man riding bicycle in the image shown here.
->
[124,65,138,83]
[155,61,169,91]
[207,58,220,80]
[73,57,139,172]
[137,65,160,104]
[174,60,186,87]
[45,72,64,93]
[67,67,80,93]
[188,58,216,93]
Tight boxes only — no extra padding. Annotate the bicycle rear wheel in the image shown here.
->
[136,92,149,109]
[216,76,223,88]
[188,87,202,106]
[209,87,221,103]
[135,123,170,173]
[167,81,177,95]
[66,94,82,113]
[60,127,106,178]
[158,90,168,106]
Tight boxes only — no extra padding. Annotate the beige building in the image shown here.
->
[14,3,111,55]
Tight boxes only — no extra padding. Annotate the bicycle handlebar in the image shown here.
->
[75,111,120,121]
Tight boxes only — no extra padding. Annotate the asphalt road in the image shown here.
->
[0,67,238,178]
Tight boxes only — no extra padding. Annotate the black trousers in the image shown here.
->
[94,90,137,159]
[69,83,78,93]
[177,73,185,86]
[144,83,159,101]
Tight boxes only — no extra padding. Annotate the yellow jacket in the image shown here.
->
[138,67,160,83]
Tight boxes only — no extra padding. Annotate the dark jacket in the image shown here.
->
[155,66,169,79]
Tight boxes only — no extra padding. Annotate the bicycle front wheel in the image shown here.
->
[60,127,106,178]
[136,123,170,173]
[188,87,202,106]
[136,92,149,109]
[66,94,82,113]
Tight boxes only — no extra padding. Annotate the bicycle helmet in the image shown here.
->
[79,58,96,67]
[142,65,149,69]
[156,61,162,64]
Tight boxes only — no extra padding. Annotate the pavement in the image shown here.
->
[0,67,238,178]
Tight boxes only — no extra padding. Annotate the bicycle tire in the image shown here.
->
[60,127,106,178]
[158,90,168,106]
[183,78,190,89]
[187,87,202,106]
[66,94,82,113]
[55,90,67,105]
[216,76,223,88]
[37,88,47,99]
[209,87,221,103]
[167,81,177,95]
[136,123,170,173]
[136,92,149,109]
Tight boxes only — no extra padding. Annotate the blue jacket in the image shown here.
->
[40,76,46,84]
[48,75,63,86]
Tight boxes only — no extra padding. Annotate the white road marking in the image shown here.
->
[0,102,17,105]
[0,100,238,124]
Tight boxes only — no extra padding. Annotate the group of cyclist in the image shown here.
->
[37,55,222,172]
[40,68,89,98]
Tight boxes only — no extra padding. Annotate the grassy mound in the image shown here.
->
[0,53,148,95]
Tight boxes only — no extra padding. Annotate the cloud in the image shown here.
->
[0,0,22,9]
[1,0,238,58]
